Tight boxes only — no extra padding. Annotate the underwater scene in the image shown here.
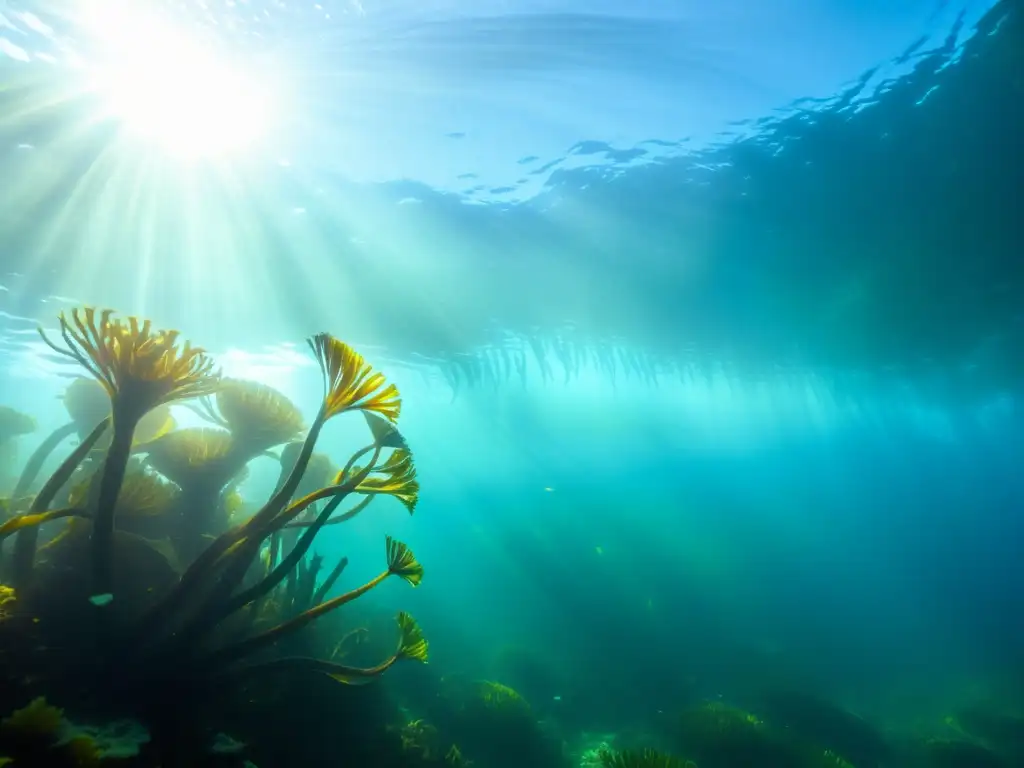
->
[0,0,1022,766]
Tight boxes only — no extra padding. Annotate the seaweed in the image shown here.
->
[0,306,429,766]
[596,746,695,768]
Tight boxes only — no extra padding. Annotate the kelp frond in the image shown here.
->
[39,308,220,420]
[309,334,401,421]
[0,585,15,620]
[69,465,176,519]
[210,379,305,453]
[356,448,420,514]
[395,611,428,662]
[326,612,428,679]
[132,407,176,448]
[142,428,236,486]
[386,535,424,586]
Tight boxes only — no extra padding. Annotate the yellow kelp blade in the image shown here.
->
[134,407,176,446]
[0,508,82,540]
[357,449,419,514]
[395,611,428,662]
[308,334,401,421]
[386,536,423,586]
[358,475,419,514]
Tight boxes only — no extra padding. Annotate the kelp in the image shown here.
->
[38,308,219,601]
[0,306,429,765]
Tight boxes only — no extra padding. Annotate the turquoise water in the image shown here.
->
[0,1,1022,767]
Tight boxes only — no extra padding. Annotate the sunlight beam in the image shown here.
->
[75,1,275,158]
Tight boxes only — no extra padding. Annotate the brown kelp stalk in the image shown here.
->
[124,414,332,649]
[178,455,385,647]
[8,418,110,589]
[186,417,416,644]
[164,441,419,669]
[162,421,408,658]
[10,422,79,501]
[202,536,423,669]
[159,484,357,656]
[0,419,77,576]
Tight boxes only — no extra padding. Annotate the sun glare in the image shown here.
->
[76,2,276,157]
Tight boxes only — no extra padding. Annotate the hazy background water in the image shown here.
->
[1,0,1023,737]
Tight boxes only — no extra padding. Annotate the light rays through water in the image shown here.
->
[0,1,332,342]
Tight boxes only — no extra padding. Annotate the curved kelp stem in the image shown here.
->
[11,421,78,500]
[199,537,421,669]
[189,442,379,629]
[163,453,379,657]
[209,613,425,690]
[1,421,76,572]
[227,656,393,683]
[123,415,328,650]
[294,554,321,610]
[1,423,76,573]
[265,447,295,571]
[312,556,349,605]
[268,529,281,570]
[187,409,387,618]
[90,406,142,603]
[172,464,248,564]
[0,507,88,542]
[12,418,109,590]
[208,493,350,622]
[263,444,378,537]
[283,495,374,529]
[211,572,385,663]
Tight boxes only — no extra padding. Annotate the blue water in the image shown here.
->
[1,0,1022,766]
